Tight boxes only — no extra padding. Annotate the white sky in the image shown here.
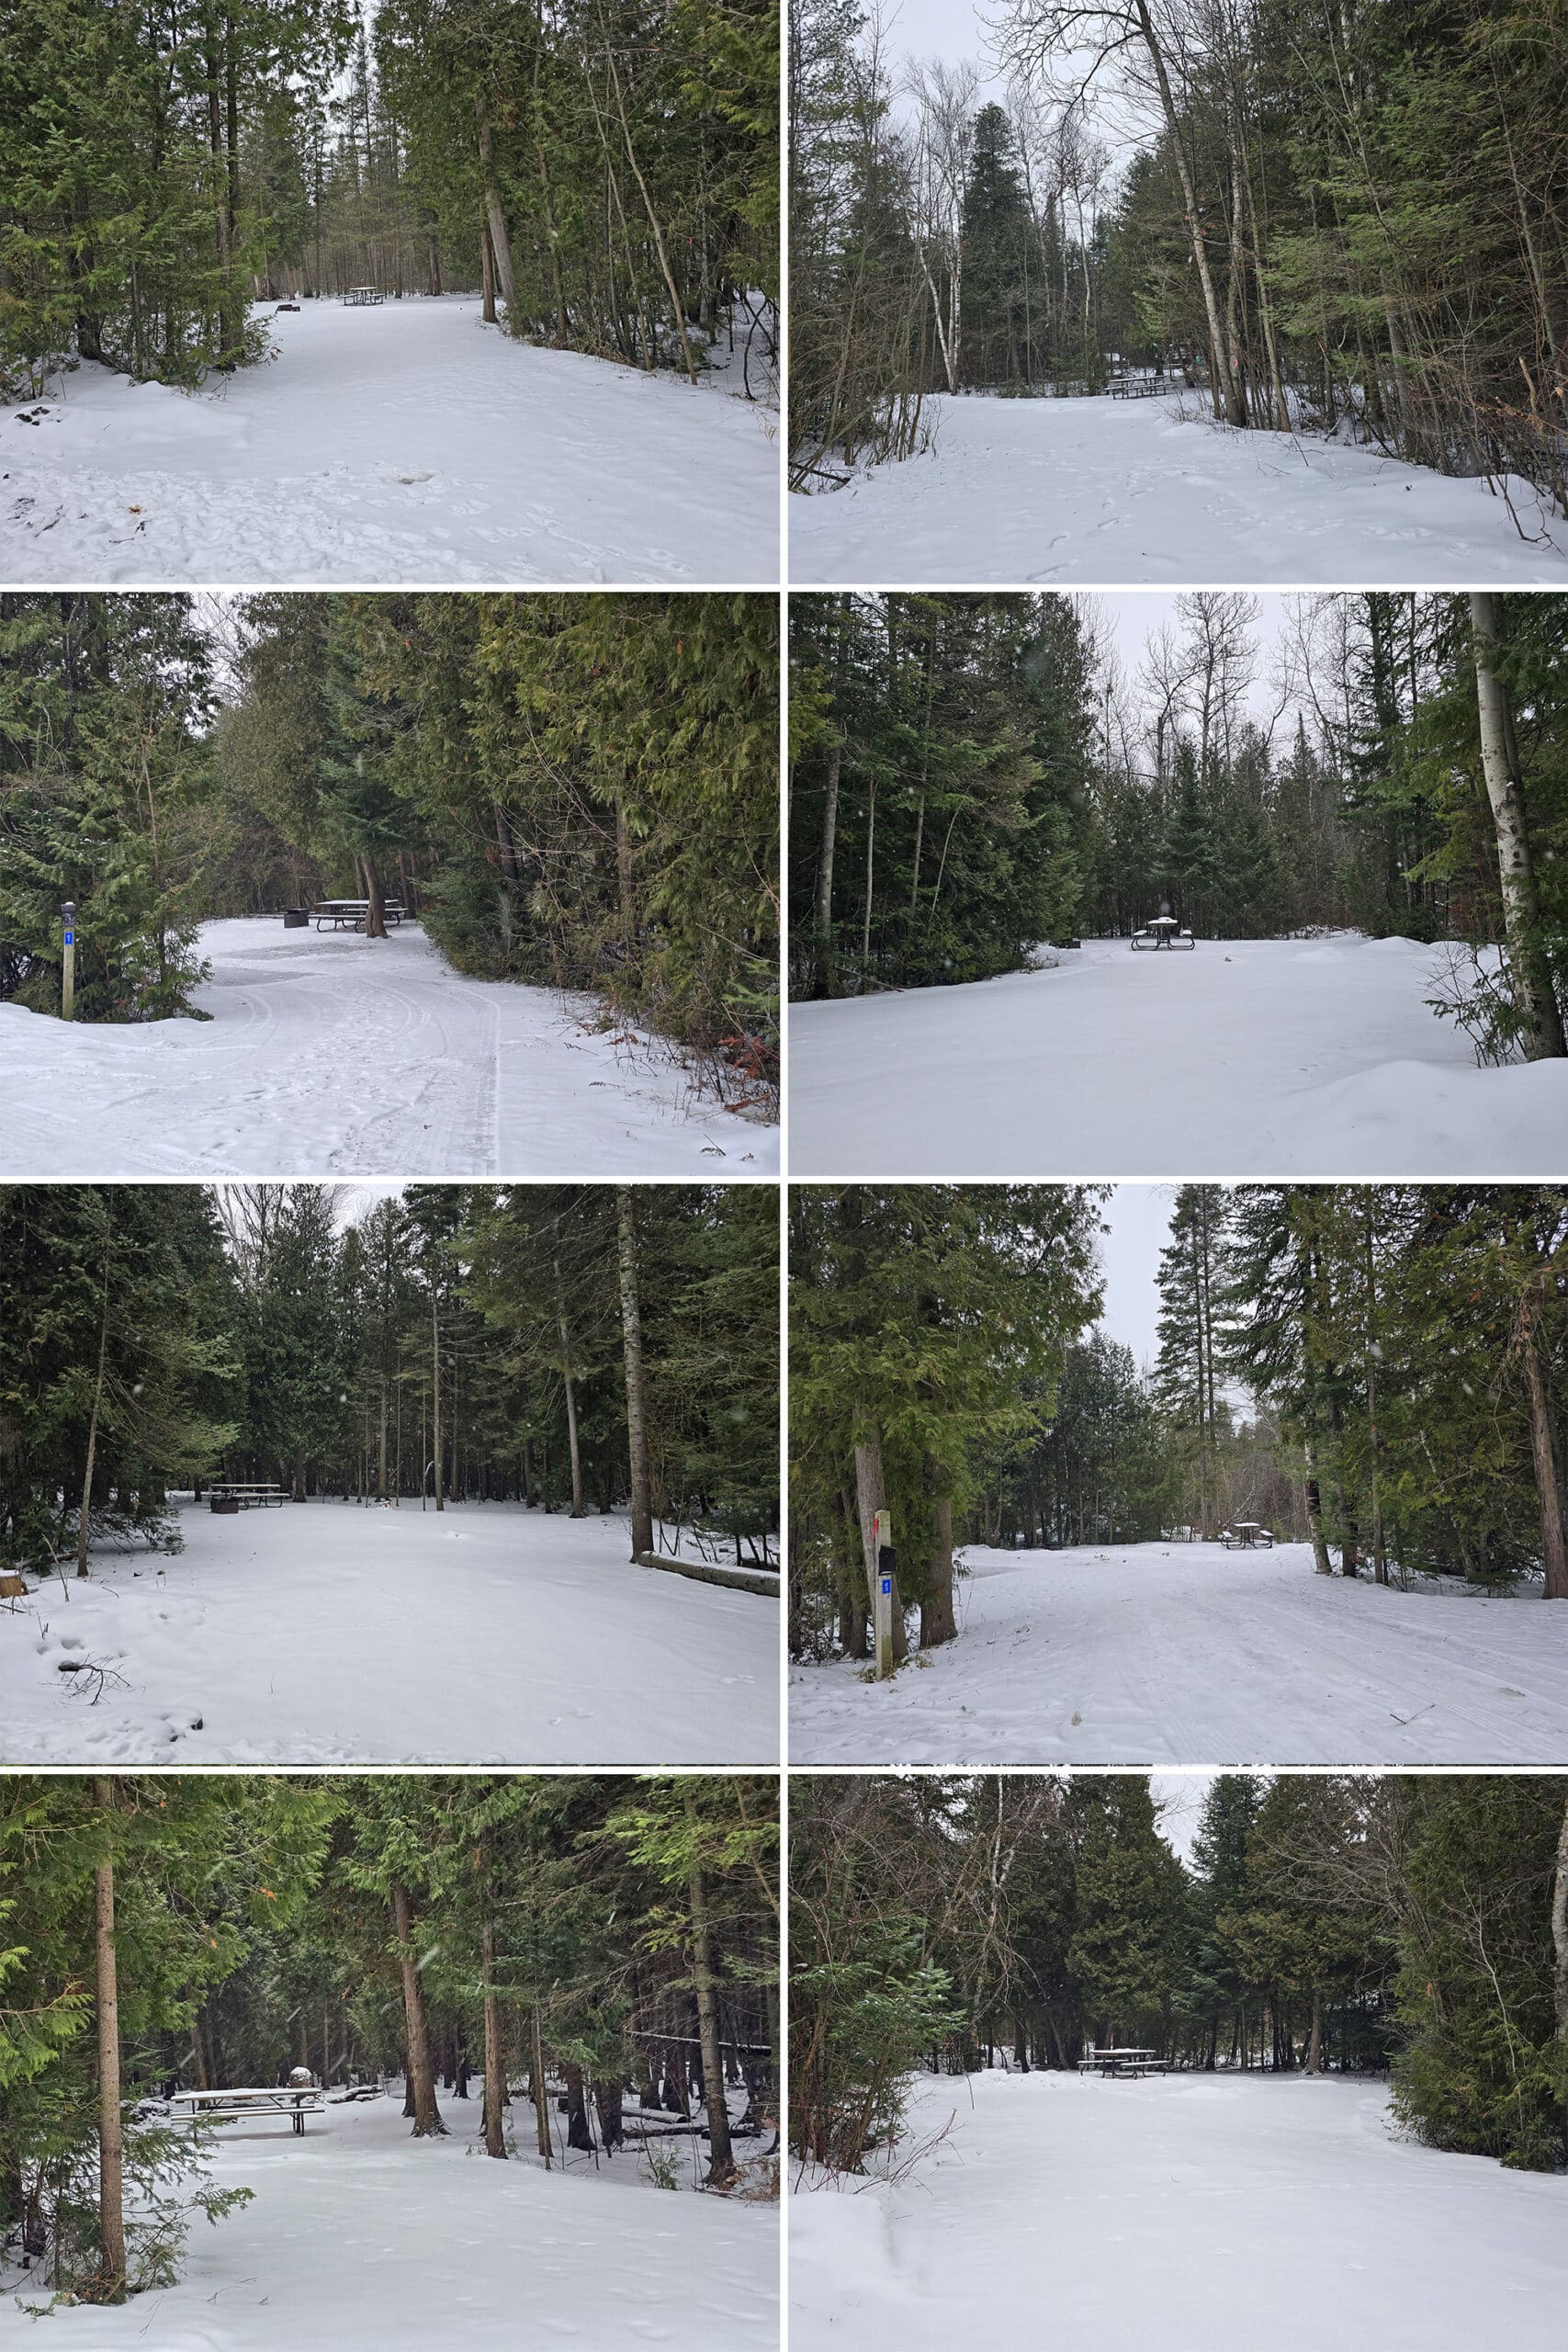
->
[1088,591,1297,731]
[1094,1182,1176,1371]
[883,0,1010,105]
[1150,1770,1216,1862]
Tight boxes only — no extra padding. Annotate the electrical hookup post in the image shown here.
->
[61,901,75,1020]
[873,1508,896,1679]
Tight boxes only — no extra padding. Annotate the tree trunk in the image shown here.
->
[475,103,519,321]
[389,1883,447,2135]
[1303,1432,1334,1575]
[920,1477,957,1647]
[616,1188,653,1558]
[815,734,841,997]
[1470,594,1566,1058]
[94,1779,126,2300]
[431,1295,444,1511]
[531,2007,552,2165]
[1521,1327,1568,1600]
[853,1428,907,1661]
[685,1787,735,2186]
[599,19,696,383]
[593,2076,625,2152]
[481,1916,507,2158]
[1363,1204,1387,1583]
[77,1252,111,1577]
[362,857,389,941]
[1305,1991,1323,2075]
[1134,0,1246,425]
[480,213,498,322]
[563,2063,593,2150]
[1551,1793,1568,2073]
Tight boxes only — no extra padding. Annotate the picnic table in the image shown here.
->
[169,2086,323,2135]
[310,899,407,933]
[344,286,384,306]
[1077,2047,1170,2079]
[209,1482,288,1515]
[1220,1521,1275,1550]
[1131,914,1195,951]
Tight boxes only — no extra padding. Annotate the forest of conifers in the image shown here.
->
[791,0,1566,514]
[787,1182,1568,1658]
[0,591,780,1070]
[0,1181,779,1577]
[788,590,1567,1062]
[791,1771,1568,2174]
[1,0,777,394]
[1,1771,778,2301]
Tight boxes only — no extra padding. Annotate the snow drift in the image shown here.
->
[787,933,1568,1178]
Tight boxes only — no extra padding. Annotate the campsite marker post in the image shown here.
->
[61,902,75,1021]
[873,1508,895,1679]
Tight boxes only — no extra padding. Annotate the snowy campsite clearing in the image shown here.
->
[0,919,776,1179]
[1,297,777,586]
[4,2079,778,2352]
[787,933,1567,1178]
[789,2069,1565,2352]
[788,395,1568,586]
[788,1540,1567,1768]
[2,1501,778,1767]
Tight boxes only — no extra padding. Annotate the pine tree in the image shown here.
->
[1154,1185,1229,1534]
[1066,1778,1188,2050]
[959,104,1032,389]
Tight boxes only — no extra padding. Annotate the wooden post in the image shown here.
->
[873,1507,895,1680]
[62,901,76,1020]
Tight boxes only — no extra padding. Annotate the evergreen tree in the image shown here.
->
[1154,1185,1230,1534]
[959,104,1032,389]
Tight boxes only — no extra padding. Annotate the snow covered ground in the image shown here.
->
[788,1541,1566,1766]
[2,1500,779,1766]
[2,296,777,585]
[787,933,1567,1178]
[5,2082,778,2351]
[788,393,1568,584]
[789,2069,1564,2352]
[0,919,776,1178]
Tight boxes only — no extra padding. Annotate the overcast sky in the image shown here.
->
[1088,590,1298,731]
[1092,1182,1176,1371]
[1149,1770,1216,1862]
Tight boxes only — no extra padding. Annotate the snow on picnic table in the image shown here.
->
[787,933,1568,1179]
[0,918,776,1179]
[788,391,1568,584]
[1,295,778,585]
[788,1540,1567,1767]
[789,2069,1565,2352]
[2,1500,778,1767]
[5,2083,778,2351]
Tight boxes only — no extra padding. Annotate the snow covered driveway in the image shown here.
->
[3,2084,778,2351]
[1,297,777,584]
[788,392,1568,584]
[787,933,1567,1178]
[790,2070,1565,2352]
[2,1501,779,1766]
[788,1541,1566,1766]
[0,919,775,1177]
